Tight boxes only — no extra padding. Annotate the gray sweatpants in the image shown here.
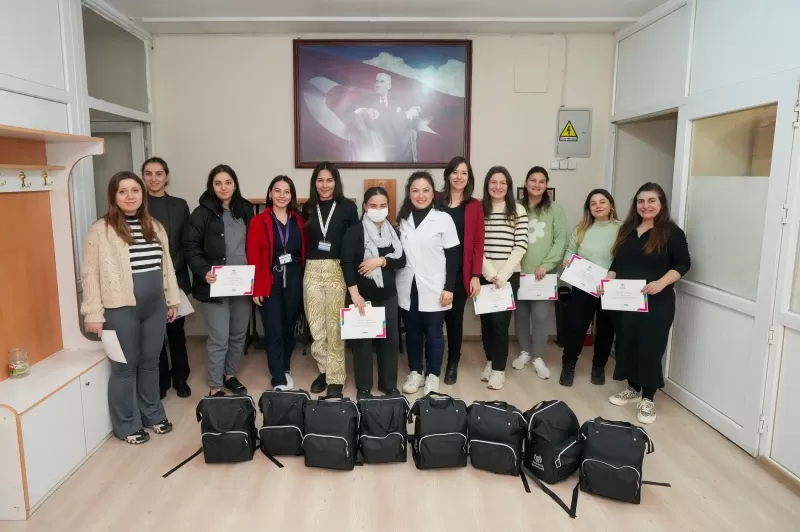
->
[514,300,551,358]
[203,296,250,388]
[103,269,167,439]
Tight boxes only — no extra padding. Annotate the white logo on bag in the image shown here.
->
[530,453,545,470]
[534,454,542,464]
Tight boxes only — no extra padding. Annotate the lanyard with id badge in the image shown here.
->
[317,202,337,252]
[267,212,293,288]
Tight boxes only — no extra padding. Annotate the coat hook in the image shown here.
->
[42,170,52,186]
[19,171,31,188]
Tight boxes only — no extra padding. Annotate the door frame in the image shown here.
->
[89,121,147,172]
[665,70,800,456]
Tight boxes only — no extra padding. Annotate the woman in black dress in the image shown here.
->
[599,182,690,425]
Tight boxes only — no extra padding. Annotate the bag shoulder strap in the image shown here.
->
[521,466,577,519]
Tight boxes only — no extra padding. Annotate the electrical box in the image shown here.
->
[555,108,592,158]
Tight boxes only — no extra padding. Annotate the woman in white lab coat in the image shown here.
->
[396,171,461,396]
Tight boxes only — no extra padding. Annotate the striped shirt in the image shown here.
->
[125,216,162,274]
[482,202,528,281]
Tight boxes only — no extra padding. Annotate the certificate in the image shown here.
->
[101,330,127,364]
[209,265,255,297]
[340,305,386,340]
[176,291,194,318]
[473,283,516,315]
[560,254,608,297]
[600,279,648,312]
[518,273,558,300]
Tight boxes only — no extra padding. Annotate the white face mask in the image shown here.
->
[366,208,389,223]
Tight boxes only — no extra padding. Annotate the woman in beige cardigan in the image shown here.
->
[81,171,180,444]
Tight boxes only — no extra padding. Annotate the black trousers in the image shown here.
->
[479,273,520,371]
[159,316,189,389]
[350,294,400,393]
[259,265,303,387]
[561,288,614,369]
[444,272,468,366]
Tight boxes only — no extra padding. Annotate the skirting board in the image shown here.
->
[757,457,800,497]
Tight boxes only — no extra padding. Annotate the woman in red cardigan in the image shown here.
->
[246,175,307,390]
[439,156,485,384]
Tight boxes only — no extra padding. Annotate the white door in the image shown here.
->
[665,72,800,456]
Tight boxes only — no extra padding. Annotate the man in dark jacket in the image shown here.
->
[142,157,193,399]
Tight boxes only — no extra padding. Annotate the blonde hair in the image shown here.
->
[575,189,618,246]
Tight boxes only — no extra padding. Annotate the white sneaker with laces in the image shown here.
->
[480,361,492,382]
[487,370,506,390]
[423,374,440,395]
[637,399,657,424]
[609,386,643,406]
[273,384,290,391]
[532,357,550,379]
[511,351,531,370]
[402,371,425,394]
[285,372,294,390]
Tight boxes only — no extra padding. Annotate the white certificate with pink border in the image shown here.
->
[560,254,608,297]
[600,279,649,312]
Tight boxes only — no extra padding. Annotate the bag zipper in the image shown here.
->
[359,432,405,449]
[359,396,411,409]
[469,439,517,465]
[259,425,302,437]
[302,433,350,458]
[580,458,641,488]
[555,439,578,468]
[418,432,467,453]
[472,402,526,424]
[202,430,249,438]
[526,400,562,436]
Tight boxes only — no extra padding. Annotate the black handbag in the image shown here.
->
[523,400,582,484]
[302,395,360,470]
[258,389,310,462]
[467,400,526,476]
[357,394,410,464]
[409,392,468,470]
[195,395,258,464]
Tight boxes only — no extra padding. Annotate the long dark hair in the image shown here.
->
[520,166,552,214]
[304,161,345,218]
[440,156,474,206]
[575,189,618,246]
[398,171,436,222]
[612,182,671,256]
[482,166,516,221]
[266,175,298,213]
[104,171,159,245]
[141,156,169,177]
[205,164,246,218]
[361,186,389,221]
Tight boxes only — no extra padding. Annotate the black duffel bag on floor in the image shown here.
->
[302,395,360,470]
[357,394,410,464]
[467,400,526,476]
[258,389,310,463]
[195,395,258,464]
[409,392,469,470]
[523,399,583,484]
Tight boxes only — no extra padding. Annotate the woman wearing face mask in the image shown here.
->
[183,164,254,397]
[438,156,484,385]
[81,172,180,444]
[341,187,406,399]
[478,167,528,390]
[512,166,567,379]
[598,183,690,424]
[247,176,307,391]
[559,189,621,387]
[301,161,359,397]
[141,157,193,399]
[396,171,460,396]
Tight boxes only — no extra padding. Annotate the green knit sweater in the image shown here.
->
[564,219,622,270]
[520,201,568,274]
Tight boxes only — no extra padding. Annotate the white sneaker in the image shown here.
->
[402,371,425,394]
[487,371,506,390]
[609,386,643,406]
[273,384,290,391]
[532,357,550,379]
[285,372,294,390]
[511,351,531,370]
[637,399,657,424]
[480,361,493,382]
[424,374,440,395]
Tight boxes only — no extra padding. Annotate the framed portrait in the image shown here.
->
[293,39,472,169]
[517,187,555,201]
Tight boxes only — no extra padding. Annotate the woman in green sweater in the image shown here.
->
[559,189,621,387]
[512,166,567,379]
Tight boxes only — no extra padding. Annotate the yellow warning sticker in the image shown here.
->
[559,121,578,141]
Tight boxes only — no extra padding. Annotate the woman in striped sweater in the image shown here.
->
[479,167,528,390]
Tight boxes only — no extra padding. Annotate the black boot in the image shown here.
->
[324,384,343,398]
[559,364,575,387]
[357,389,371,400]
[444,363,458,385]
[310,373,327,394]
[174,380,192,398]
[591,366,606,385]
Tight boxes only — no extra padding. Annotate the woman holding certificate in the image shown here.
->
[247,176,306,391]
[341,187,406,399]
[512,167,567,379]
[183,165,254,397]
[559,189,621,387]
[478,167,528,390]
[599,182,690,424]
[396,171,460,396]
[439,156,484,385]
[301,162,359,398]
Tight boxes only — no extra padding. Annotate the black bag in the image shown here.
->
[578,418,654,504]
[409,392,468,470]
[302,396,360,470]
[258,390,310,460]
[467,401,526,476]
[357,394,410,464]
[195,395,257,464]
[523,400,582,484]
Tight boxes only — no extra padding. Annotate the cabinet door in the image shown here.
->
[21,380,85,509]
[80,360,112,452]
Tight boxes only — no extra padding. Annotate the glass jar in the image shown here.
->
[8,347,30,379]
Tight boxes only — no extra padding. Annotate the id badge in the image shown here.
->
[279,253,291,265]
[318,240,332,252]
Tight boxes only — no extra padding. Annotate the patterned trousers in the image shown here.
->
[303,260,346,385]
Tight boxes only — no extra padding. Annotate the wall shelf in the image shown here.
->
[0,164,66,171]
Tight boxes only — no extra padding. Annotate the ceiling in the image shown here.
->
[104,0,669,34]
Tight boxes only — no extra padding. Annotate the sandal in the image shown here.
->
[151,419,173,435]
[125,429,150,445]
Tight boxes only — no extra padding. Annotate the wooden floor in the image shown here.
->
[2,338,799,532]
